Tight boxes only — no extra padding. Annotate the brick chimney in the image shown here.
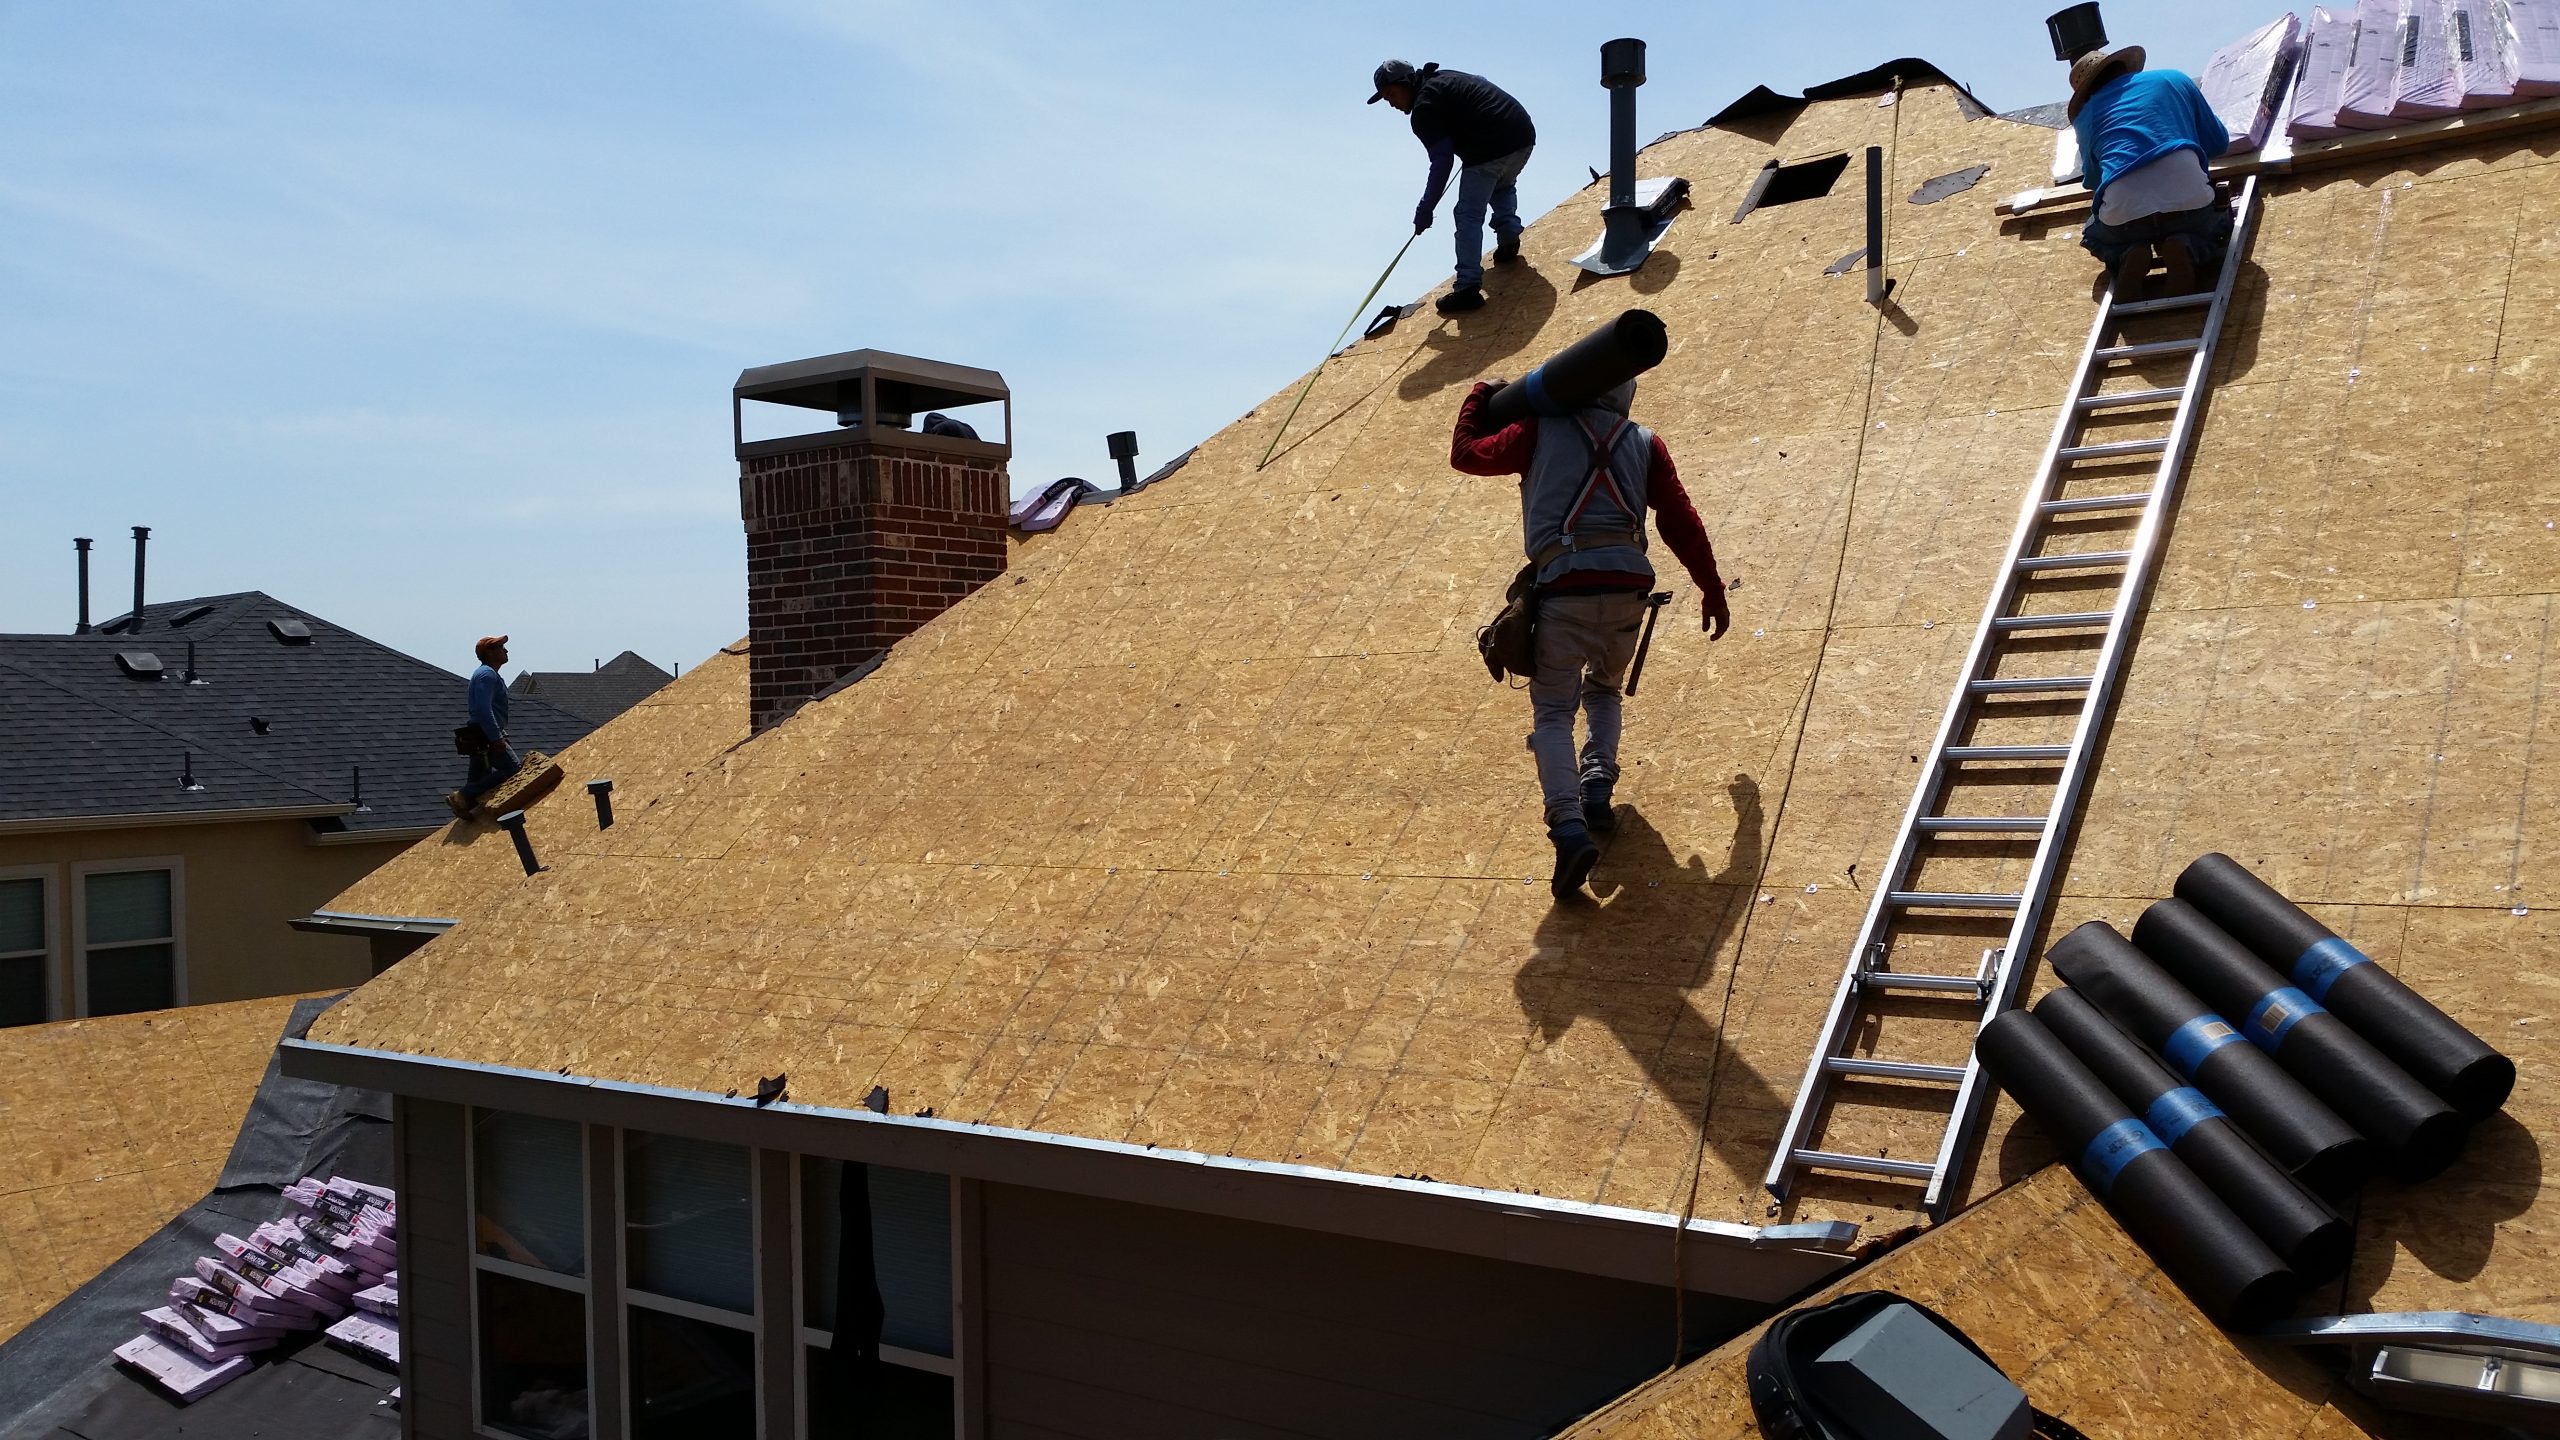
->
[734,349,1011,733]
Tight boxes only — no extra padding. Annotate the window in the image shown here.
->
[472,1110,591,1440]
[0,870,52,1027]
[625,1131,757,1440]
[76,863,179,1016]
[1732,152,1853,222]
[800,1159,956,1437]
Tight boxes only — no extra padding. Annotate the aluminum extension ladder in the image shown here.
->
[1764,174,2265,1219]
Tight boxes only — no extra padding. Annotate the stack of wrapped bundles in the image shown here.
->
[112,1175,398,1403]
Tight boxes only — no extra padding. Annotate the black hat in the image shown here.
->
[1368,59,1419,103]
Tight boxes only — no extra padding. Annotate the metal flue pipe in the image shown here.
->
[130,526,150,632]
[1107,431,1140,491]
[74,538,93,633]
[1598,38,1648,268]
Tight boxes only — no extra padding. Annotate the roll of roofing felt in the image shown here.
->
[2048,921,2375,1199]
[2133,899,2468,1180]
[1481,310,1670,425]
[2034,987,2352,1284]
[2174,853,2515,1120]
[1979,1009,2299,1330]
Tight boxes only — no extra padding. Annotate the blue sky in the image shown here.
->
[0,1,2258,678]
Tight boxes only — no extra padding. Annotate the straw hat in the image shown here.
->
[2067,43,2146,120]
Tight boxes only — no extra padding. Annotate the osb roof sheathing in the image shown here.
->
[314,73,2560,1323]
[322,641,751,925]
[0,995,303,1344]
[1556,1164,2375,1439]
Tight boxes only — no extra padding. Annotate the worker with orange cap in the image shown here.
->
[448,634,519,817]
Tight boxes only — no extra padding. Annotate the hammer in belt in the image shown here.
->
[1625,591,1674,698]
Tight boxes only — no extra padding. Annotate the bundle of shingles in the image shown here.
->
[114,1175,400,1403]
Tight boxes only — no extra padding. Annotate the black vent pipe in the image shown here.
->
[130,526,150,633]
[1106,431,1140,491]
[74,538,93,634]
[2047,3,2108,62]
[1599,38,1647,268]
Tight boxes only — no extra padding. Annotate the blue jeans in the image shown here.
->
[462,744,521,802]
[2080,202,2233,274]
[1453,145,1531,288]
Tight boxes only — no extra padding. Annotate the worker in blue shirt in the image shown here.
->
[1370,60,1536,315]
[448,634,520,817]
[2069,43,2232,299]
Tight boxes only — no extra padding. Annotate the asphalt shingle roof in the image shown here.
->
[507,648,674,725]
[0,592,591,834]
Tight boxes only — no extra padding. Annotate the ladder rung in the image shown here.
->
[1915,815,2049,833]
[1862,970,1991,994]
[2111,291,2212,316]
[2016,551,2132,572]
[2041,491,2154,515]
[2094,338,2202,361]
[2057,439,2169,461]
[1790,1149,1940,1182]
[1826,1056,1970,1083]
[2076,386,2184,412]
[1991,611,2115,632]
[1968,675,2093,695]
[1941,745,2070,762]
[1887,890,2026,910]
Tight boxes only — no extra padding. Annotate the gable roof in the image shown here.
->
[0,592,592,835]
[508,649,676,725]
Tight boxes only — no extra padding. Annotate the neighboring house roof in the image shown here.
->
[316,640,750,929]
[0,994,310,1346]
[300,64,2560,1344]
[1555,1165,2379,1438]
[0,592,591,836]
[507,648,675,725]
[0,994,393,1438]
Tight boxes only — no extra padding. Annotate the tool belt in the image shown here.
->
[1528,528,1643,570]
[1475,530,1648,683]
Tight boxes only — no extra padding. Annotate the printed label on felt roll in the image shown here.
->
[2244,987,2320,1051]
[2161,1016,2243,1080]
[2291,936,2372,1003]
[2143,1087,2224,1147]
[2077,1118,2166,1196]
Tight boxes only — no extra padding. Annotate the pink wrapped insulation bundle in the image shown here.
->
[143,1305,276,1364]
[2292,7,2361,135]
[2511,0,2560,93]
[2391,0,2467,115]
[2454,0,2521,102]
[2204,14,2307,153]
[2339,0,2410,127]
[114,1334,251,1403]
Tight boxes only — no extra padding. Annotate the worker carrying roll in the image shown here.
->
[1479,309,1669,426]
[2173,852,2515,1121]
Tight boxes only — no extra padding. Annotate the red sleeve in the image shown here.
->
[1646,436,1723,591]
[1448,382,1538,476]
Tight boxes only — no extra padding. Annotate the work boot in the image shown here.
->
[444,791,472,819]
[2111,242,2154,302]
[1582,780,1617,834]
[1549,820,1601,901]
[1436,284,1487,315]
[1492,230,1523,265]
[2157,234,2202,295]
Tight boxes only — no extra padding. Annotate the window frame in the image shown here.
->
[620,1127,763,1439]
[467,1106,594,1440]
[790,1155,963,1439]
[69,857,184,1016]
[0,864,59,1025]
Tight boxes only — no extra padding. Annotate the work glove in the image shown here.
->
[1414,208,1434,235]
[1702,582,1731,639]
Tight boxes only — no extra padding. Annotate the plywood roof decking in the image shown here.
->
[1556,1164,2376,1439]
[0,995,304,1344]
[323,641,752,925]
[311,75,2560,1307]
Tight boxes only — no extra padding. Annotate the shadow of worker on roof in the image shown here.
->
[1396,260,1560,403]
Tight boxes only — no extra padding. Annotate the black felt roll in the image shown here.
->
[2033,987,2351,1284]
[2047,921,2375,1200]
[1979,1009,2298,1330]
[1480,310,1670,424]
[2175,852,2515,1121]
[2133,899,2468,1181]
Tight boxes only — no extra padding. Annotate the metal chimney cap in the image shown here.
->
[1601,37,1646,88]
[1106,430,1140,460]
[2046,3,2107,62]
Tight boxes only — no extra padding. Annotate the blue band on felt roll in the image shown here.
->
[2291,936,2372,1003]
[2161,1015,2243,1080]
[2078,1117,2166,1196]
[2143,1086,2224,1147]
[2244,987,2319,1052]
[1523,367,1557,416]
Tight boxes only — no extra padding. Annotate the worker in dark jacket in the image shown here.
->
[447,634,520,817]
[1370,60,1536,315]
[2069,43,2232,298]
[1451,380,1730,899]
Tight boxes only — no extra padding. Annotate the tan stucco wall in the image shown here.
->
[0,817,400,1019]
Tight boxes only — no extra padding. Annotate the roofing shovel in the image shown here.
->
[1624,590,1673,697]
[1256,233,1418,470]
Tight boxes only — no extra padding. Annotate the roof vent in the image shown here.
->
[117,650,165,680]
[268,619,314,645]
[170,604,217,628]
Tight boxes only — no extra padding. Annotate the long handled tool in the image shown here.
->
[1623,590,1674,697]
[1255,233,1417,471]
